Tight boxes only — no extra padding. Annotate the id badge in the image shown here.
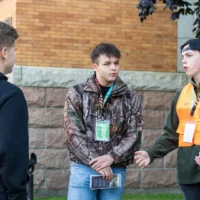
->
[95,120,110,142]
[183,121,196,143]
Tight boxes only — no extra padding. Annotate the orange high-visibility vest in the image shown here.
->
[176,83,200,147]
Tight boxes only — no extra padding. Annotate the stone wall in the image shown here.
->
[125,91,178,193]
[23,87,178,197]
[12,66,188,197]
[21,86,69,197]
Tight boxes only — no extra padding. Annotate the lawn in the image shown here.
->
[35,193,184,200]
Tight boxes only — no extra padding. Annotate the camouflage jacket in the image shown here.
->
[64,73,143,167]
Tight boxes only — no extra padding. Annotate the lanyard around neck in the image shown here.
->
[95,78,114,109]
[103,84,114,105]
[190,87,199,116]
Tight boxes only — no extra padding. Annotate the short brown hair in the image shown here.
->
[91,43,121,64]
[0,21,18,50]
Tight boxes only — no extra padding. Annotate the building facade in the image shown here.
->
[0,0,194,197]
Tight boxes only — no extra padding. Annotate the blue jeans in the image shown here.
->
[67,162,126,200]
[179,183,200,200]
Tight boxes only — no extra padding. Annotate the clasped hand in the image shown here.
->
[89,155,114,181]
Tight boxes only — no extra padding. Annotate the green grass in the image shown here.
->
[121,194,184,200]
[36,198,64,200]
[35,193,184,200]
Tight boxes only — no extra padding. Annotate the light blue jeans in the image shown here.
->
[67,162,126,200]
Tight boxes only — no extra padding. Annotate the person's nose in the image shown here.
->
[111,63,116,70]
[181,57,186,65]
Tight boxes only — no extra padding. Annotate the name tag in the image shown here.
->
[183,121,196,143]
[95,120,110,142]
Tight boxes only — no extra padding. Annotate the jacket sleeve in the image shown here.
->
[108,94,143,164]
[0,90,29,200]
[64,87,99,165]
[146,89,181,162]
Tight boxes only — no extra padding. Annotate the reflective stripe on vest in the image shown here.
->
[176,83,200,147]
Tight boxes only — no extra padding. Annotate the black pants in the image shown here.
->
[0,192,7,200]
[0,178,7,200]
[0,177,28,200]
[179,183,200,200]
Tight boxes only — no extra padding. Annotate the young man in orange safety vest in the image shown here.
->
[134,38,200,200]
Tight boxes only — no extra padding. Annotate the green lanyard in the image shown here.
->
[103,83,114,105]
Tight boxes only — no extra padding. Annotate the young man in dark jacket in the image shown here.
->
[135,38,200,200]
[64,43,143,200]
[0,21,29,200]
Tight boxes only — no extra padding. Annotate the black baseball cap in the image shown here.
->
[181,39,200,53]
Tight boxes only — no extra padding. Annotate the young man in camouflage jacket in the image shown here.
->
[64,43,143,200]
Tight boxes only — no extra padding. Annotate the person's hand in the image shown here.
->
[134,151,150,168]
[97,166,113,181]
[195,155,200,166]
[89,155,114,171]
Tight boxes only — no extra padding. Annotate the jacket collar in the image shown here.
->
[0,72,8,81]
[84,73,128,96]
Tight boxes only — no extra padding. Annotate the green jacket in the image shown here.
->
[147,78,200,184]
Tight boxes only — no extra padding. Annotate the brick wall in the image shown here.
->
[1,0,177,72]
[0,0,16,26]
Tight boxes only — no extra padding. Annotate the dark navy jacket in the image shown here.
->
[0,73,29,200]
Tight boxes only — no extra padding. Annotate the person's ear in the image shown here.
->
[0,47,8,60]
[92,63,98,71]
